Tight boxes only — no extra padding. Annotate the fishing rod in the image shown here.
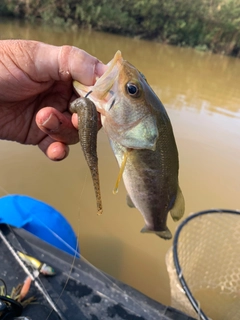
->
[0,229,64,320]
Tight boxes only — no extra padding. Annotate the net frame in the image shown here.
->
[172,208,240,320]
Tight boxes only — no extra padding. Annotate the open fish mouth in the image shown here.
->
[73,51,123,105]
[73,51,159,151]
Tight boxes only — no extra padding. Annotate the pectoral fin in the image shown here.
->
[126,194,135,208]
[119,116,158,150]
[113,150,129,194]
[170,186,185,222]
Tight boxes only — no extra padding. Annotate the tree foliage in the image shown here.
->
[1,0,240,56]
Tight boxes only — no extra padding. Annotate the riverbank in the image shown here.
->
[1,0,239,57]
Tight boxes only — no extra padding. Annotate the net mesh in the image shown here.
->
[166,209,240,320]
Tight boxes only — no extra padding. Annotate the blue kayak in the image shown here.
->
[0,194,79,257]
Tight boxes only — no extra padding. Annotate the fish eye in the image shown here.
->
[126,83,139,96]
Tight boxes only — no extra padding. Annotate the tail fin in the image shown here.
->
[141,226,172,240]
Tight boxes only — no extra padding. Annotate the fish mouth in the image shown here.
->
[95,51,122,95]
[73,51,159,150]
[73,51,123,103]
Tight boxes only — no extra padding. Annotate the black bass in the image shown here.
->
[73,51,185,239]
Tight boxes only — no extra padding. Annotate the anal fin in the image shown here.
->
[126,194,135,208]
[170,186,185,221]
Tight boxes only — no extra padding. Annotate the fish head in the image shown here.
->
[73,51,160,150]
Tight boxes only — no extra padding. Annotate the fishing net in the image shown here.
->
[166,209,240,320]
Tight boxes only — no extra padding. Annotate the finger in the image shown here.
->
[71,113,102,131]
[38,138,69,161]
[9,40,107,85]
[60,46,108,84]
[36,107,79,145]
[71,113,78,129]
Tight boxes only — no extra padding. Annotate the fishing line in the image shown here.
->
[54,173,87,294]
[0,152,150,317]
[62,157,149,313]
[70,178,150,312]
[0,228,64,320]
[6,224,64,318]
[65,141,152,313]
[42,215,148,312]
[33,218,80,258]
[85,90,93,98]
[0,184,68,319]
[0,185,9,196]
[0,278,7,296]
[0,174,86,320]
[44,170,88,320]
[0,183,154,318]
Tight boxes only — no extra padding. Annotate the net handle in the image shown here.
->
[172,208,240,320]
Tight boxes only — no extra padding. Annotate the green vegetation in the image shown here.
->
[1,0,240,57]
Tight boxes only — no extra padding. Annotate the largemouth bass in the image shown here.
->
[72,51,185,239]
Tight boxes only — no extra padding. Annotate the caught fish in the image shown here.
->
[17,251,55,276]
[70,97,103,215]
[72,51,185,239]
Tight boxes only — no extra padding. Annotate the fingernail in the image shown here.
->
[42,114,60,132]
[53,148,69,161]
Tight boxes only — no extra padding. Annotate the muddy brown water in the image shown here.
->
[0,19,240,307]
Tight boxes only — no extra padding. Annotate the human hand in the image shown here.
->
[0,40,106,160]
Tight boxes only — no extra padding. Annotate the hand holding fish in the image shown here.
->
[0,39,106,160]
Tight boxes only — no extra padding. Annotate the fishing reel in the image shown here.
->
[0,295,23,319]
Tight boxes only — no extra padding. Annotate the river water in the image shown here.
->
[0,19,240,307]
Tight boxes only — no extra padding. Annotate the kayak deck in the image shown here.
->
[0,224,194,320]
